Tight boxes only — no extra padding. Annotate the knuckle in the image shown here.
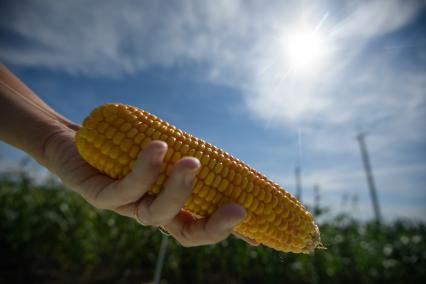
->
[178,238,198,247]
[179,241,192,247]
[209,235,225,244]
[147,219,163,227]
[117,191,144,205]
[207,229,229,243]
[181,223,195,240]
[138,207,167,226]
[82,189,107,209]
[94,202,109,210]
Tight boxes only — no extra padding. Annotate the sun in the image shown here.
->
[282,28,328,73]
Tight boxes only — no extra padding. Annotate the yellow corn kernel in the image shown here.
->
[75,103,322,253]
[205,172,215,186]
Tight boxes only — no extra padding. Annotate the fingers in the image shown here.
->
[164,204,246,247]
[115,156,200,226]
[93,141,167,208]
[137,156,200,225]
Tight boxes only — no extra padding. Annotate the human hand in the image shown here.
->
[43,125,259,247]
[0,64,258,247]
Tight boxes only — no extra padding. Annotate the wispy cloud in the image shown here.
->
[334,0,422,39]
[0,0,257,77]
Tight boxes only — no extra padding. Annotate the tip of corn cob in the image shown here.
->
[75,103,323,253]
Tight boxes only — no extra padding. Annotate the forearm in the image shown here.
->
[0,64,76,165]
[0,64,78,131]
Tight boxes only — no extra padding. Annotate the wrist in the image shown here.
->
[30,121,73,168]
[0,72,79,168]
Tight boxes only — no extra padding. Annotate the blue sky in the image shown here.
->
[1,0,425,222]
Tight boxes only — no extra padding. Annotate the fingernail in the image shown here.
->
[226,208,246,228]
[151,146,166,166]
[184,167,199,185]
[226,217,244,229]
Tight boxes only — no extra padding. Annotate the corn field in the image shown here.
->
[0,172,425,284]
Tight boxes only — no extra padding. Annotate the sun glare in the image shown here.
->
[283,29,327,73]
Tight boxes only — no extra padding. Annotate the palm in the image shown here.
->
[44,128,112,204]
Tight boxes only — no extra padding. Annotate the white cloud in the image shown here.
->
[0,0,257,77]
[334,0,422,39]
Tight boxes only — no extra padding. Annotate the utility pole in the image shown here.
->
[356,132,382,222]
[295,167,302,201]
[351,194,359,213]
[313,184,320,216]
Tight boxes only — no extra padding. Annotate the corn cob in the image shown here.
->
[75,103,322,253]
